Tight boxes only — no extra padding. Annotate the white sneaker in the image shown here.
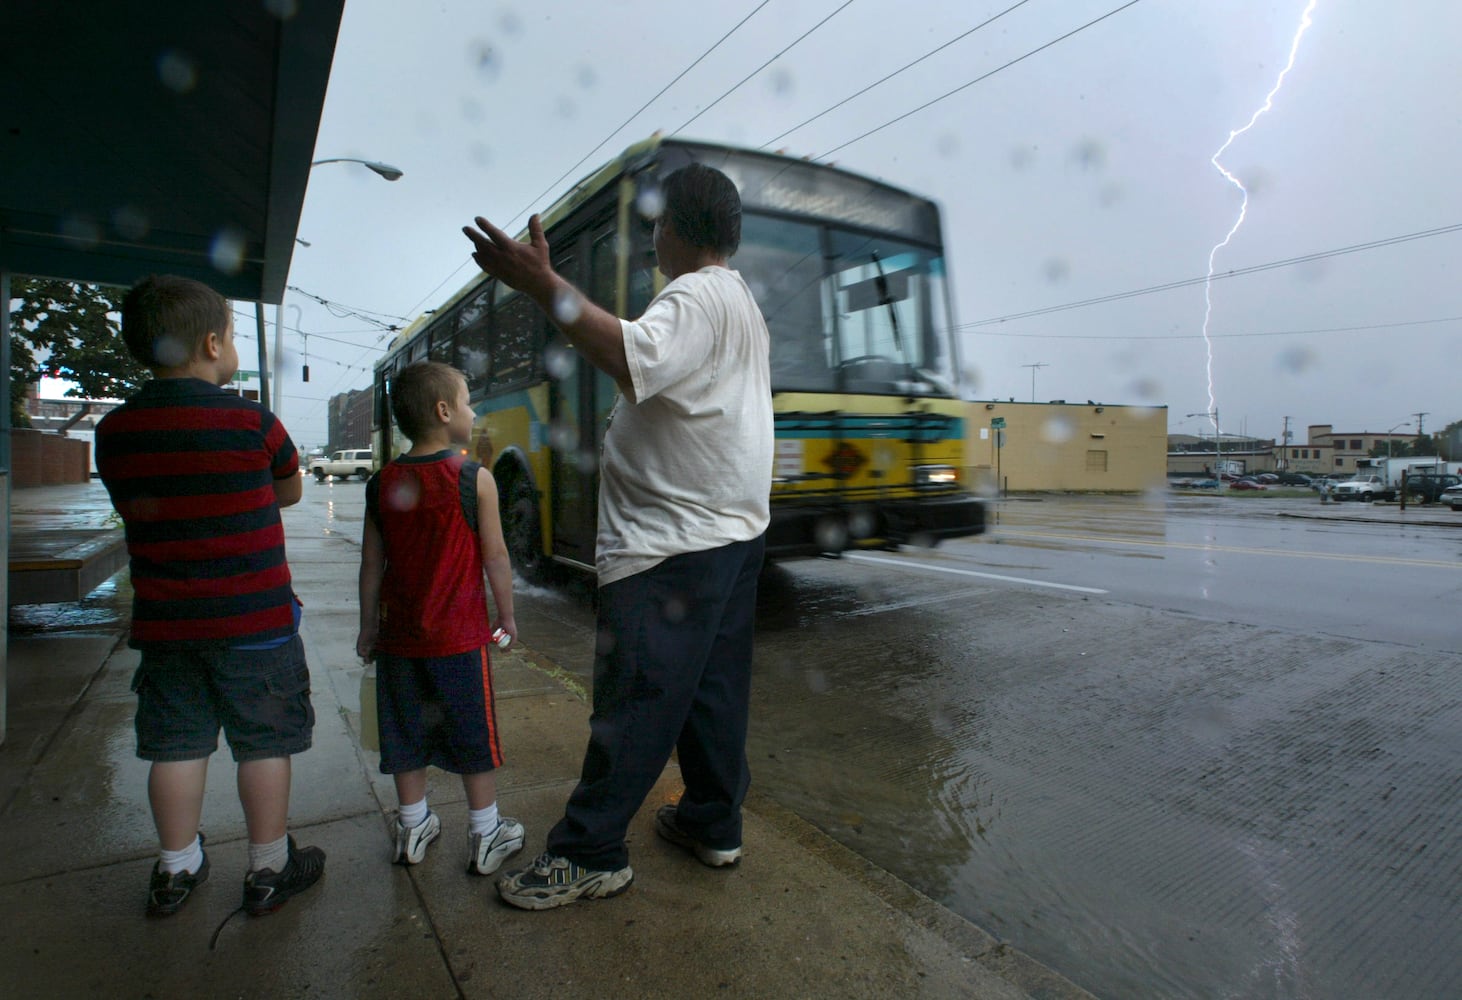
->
[467,817,525,876]
[394,811,440,865]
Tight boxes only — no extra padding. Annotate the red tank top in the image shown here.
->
[367,451,491,656]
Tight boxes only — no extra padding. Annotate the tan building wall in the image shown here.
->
[964,401,1168,493]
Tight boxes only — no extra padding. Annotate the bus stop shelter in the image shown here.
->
[0,0,346,742]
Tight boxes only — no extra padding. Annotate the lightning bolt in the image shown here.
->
[1200,0,1318,438]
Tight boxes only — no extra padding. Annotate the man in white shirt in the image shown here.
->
[463,162,773,909]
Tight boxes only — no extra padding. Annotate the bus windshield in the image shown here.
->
[735,213,956,397]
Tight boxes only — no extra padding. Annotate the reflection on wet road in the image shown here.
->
[748,495,1462,999]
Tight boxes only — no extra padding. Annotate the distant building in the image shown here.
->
[327,387,372,452]
[966,400,1169,492]
[1305,424,1413,475]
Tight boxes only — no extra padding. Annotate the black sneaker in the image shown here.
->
[243,836,325,916]
[145,847,210,918]
[654,804,742,867]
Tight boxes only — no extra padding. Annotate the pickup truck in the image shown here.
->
[309,449,376,482]
[1329,475,1396,502]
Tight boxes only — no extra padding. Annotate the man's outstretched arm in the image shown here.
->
[463,213,631,389]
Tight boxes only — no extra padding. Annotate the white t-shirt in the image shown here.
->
[596,266,773,585]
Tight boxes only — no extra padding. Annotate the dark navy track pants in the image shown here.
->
[546,534,765,870]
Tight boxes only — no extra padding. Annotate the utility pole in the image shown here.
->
[1281,416,1292,470]
[1020,362,1048,403]
[1412,412,1428,437]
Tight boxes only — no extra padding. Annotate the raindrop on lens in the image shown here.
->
[386,478,422,512]
[470,41,500,81]
[1277,346,1316,374]
[805,669,828,694]
[848,509,876,539]
[59,214,102,248]
[113,205,150,240]
[636,186,665,220]
[552,290,583,324]
[152,335,190,367]
[548,419,579,451]
[262,0,299,19]
[544,345,576,380]
[661,595,688,624]
[574,448,597,475]
[210,228,247,275]
[1042,416,1074,444]
[157,50,197,93]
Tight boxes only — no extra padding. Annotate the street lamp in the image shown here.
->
[1187,409,1221,492]
[1385,421,1410,459]
[309,158,404,181]
[273,156,405,424]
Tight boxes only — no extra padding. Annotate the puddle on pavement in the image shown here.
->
[8,578,129,636]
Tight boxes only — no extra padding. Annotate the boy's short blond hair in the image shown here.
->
[121,275,231,369]
[390,361,467,441]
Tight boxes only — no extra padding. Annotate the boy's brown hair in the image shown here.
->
[390,361,467,441]
[121,274,231,368]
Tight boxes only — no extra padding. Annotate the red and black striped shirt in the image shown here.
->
[96,378,299,648]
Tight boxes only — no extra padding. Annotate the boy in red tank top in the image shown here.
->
[356,361,525,876]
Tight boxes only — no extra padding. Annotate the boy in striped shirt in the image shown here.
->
[96,274,324,918]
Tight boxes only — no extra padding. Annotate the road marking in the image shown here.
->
[845,552,1109,594]
[990,529,1462,569]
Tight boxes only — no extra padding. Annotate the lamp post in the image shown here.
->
[1385,421,1409,460]
[273,156,404,427]
[1187,410,1221,492]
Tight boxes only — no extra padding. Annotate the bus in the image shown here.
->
[373,136,984,582]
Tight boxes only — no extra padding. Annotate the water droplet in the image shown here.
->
[805,669,828,694]
[1042,258,1069,283]
[152,335,190,367]
[661,594,688,624]
[157,50,197,93]
[59,214,102,248]
[469,41,499,81]
[210,228,247,275]
[936,133,960,158]
[112,205,150,240]
[1276,346,1316,374]
[636,185,665,220]
[766,68,794,97]
[262,0,298,19]
[544,344,576,380]
[551,290,583,324]
[1071,138,1105,171]
[548,418,579,451]
[1041,416,1074,443]
[576,65,597,89]
[385,477,422,512]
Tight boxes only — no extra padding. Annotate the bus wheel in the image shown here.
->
[504,476,550,585]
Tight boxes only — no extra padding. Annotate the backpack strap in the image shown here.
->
[458,458,483,534]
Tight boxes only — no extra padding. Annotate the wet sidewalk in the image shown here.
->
[0,482,1090,1000]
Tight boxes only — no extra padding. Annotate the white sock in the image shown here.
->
[399,798,430,829]
[248,834,289,874]
[468,803,500,837]
[158,835,204,875]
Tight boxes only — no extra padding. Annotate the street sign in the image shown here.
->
[232,370,260,382]
[991,416,1006,428]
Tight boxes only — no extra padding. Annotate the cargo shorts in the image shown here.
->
[130,635,315,763]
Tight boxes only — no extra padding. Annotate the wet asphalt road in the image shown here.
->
[254,485,1462,998]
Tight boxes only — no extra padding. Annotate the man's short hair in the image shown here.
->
[121,275,231,368]
[390,361,466,442]
[662,163,741,257]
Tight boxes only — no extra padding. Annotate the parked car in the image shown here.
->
[1229,479,1268,491]
[1403,473,1461,504]
[1275,472,1312,486]
[1440,484,1462,511]
[1255,473,1280,483]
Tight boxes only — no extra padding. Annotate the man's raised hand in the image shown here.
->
[462,213,554,298]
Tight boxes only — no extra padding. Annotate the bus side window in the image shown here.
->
[491,287,543,390]
[455,285,494,393]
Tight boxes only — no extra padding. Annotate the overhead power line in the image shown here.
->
[761,0,1034,149]
[970,314,1462,341]
[961,221,1462,329]
[503,0,773,234]
[817,0,1144,160]
[670,1,855,137]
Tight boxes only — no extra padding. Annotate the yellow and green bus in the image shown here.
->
[373,137,984,582]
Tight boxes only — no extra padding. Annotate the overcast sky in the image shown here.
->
[238,0,1460,451]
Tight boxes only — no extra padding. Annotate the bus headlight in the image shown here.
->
[913,465,958,488]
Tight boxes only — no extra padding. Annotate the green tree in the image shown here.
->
[7,278,147,423]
